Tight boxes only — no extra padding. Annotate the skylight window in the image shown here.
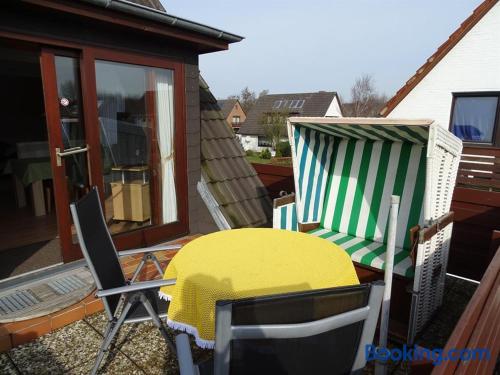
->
[273,99,305,110]
[294,99,305,108]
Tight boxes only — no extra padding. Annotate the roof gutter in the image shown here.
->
[78,0,244,43]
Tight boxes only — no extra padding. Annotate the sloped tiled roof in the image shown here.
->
[128,0,166,12]
[239,91,337,136]
[200,77,272,228]
[217,99,238,119]
[381,0,499,116]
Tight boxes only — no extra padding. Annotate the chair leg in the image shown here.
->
[91,297,137,375]
[150,254,164,276]
[91,320,115,375]
[139,294,177,354]
[130,257,147,282]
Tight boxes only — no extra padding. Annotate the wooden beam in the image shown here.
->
[273,193,295,209]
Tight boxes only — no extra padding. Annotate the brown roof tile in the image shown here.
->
[200,77,272,228]
[381,0,499,116]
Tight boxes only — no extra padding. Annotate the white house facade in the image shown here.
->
[384,1,500,148]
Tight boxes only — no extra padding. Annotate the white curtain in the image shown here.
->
[155,69,177,224]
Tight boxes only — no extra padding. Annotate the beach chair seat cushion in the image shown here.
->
[319,140,426,252]
[308,227,414,278]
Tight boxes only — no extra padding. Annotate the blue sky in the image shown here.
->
[162,0,483,100]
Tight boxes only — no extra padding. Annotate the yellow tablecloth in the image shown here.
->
[159,228,359,348]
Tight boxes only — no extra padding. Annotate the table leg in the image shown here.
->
[13,175,26,208]
[31,180,46,216]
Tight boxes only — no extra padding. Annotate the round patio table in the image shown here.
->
[159,228,359,348]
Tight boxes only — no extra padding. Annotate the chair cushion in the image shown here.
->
[309,228,414,278]
[319,139,426,250]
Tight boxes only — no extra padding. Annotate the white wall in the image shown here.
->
[387,2,500,128]
[238,134,265,152]
[325,95,343,117]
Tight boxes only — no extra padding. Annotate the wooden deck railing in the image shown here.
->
[432,243,500,375]
[251,163,294,200]
[457,147,500,191]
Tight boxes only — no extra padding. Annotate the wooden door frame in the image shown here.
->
[40,49,82,261]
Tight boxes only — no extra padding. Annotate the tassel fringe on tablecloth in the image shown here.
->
[158,291,215,349]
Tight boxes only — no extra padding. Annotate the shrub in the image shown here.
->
[245,150,255,157]
[276,142,291,157]
[260,148,271,159]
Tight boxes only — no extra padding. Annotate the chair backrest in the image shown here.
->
[70,187,126,318]
[213,282,384,375]
[320,138,425,249]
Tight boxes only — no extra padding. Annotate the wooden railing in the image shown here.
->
[457,147,500,191]
[432,243,500,375]
[251,163,294,200]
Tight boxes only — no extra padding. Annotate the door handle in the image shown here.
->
[56,145,89,166]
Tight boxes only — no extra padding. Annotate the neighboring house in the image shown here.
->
[238,91,343,152]
[216,99,247,131]
[0,0,271,279]
[382,0,500,150]
[381,0,500,280]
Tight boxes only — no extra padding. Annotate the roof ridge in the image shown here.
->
[381,0,498,116]
[262,91,336,97]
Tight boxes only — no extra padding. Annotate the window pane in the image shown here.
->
[451,96,497,143]
[95,60,177,234]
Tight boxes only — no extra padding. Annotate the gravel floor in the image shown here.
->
[0,275,477,374]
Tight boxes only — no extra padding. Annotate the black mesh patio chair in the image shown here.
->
[175,282,384,375]
[70,186,179,375]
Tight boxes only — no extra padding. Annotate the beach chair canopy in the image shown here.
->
[277,118,462,278]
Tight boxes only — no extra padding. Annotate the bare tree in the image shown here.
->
[344,75,387,117]
[227,87,269,113]
[259,111,288,150]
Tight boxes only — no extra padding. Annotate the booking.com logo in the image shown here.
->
[365,344,491,365]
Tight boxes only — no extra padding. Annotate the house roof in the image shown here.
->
[216,99,239,119]
[238,91,338,136]
[128,0,165,12]
[75,0,243,48]
[380,0,499,116]
[200,77,272,228]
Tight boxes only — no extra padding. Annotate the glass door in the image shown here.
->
[91,56,187,247]
[40,50,91,261]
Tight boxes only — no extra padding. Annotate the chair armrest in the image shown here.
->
[273,193,295,208]
[118,244,182,257]
[419,212,454,243]
[176,334,197,375]
[96,278,176,298]
[298,222,320,233]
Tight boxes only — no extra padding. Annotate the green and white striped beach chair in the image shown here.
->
[273,117,462,343]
